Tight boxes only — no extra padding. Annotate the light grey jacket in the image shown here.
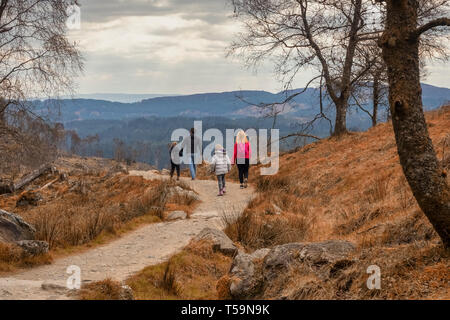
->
[210,149,231,176]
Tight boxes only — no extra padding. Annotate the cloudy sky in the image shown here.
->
[70,0,450,95]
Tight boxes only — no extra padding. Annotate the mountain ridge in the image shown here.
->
[33,83,450,124]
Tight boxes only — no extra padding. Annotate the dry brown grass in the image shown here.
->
[18,176,165,249]
[0,242,53,273]
[79,279,124,300]
[223,209,307,250]
[233,105,450,246]
[0,168,199,271]
[220,105,450,299]
[19,176,198,250]
[126,240,231,300]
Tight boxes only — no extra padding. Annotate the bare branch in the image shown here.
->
[411,17,450,39]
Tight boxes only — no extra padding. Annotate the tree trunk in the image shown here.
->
[372,73,380,127]
[380,0,450,247]
[334,100,348,136]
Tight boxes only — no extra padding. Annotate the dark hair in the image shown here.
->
[190,128,195,134]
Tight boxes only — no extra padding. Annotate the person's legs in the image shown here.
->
[237,164,244,184]
[189,154,197,180]
[243,159,250,188]
[244,158,250,179]
[237,163,245,188]
[217,174,224,195]
[222,175,226,193]
[170,161,175,178]
[192,154,197,178]
[175,164,180,180]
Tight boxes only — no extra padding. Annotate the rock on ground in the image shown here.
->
[168,186,200,201]
[15,240,49,256]
[166,211,187,221]
[229,249,271,299]
[0,209,36,242]
[119,285,134,300]
[195,227,237,256]
[225,240,356,299]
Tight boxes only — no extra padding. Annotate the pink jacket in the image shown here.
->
[233,142,251,164]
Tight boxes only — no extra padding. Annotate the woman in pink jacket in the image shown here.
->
[233,130,252,189]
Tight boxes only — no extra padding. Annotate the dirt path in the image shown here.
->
[0,171,253,300]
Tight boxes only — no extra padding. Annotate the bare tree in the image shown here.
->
[350,54,389,127]
[0,0,83,170]
[230,0,379,136]
[377,0,450,247]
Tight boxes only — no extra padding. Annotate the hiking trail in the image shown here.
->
[0,171,253,300]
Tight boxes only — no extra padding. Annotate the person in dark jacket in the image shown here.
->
[169,142,183,180]
[180,128,202,180]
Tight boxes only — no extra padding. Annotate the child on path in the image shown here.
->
[210,144,231,196]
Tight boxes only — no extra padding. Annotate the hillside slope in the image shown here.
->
[220,105,450,299]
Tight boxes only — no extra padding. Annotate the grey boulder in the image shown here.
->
[119,285,134,300]
[227,240,356,299]
[166,211,187,221]
[195,228,237,256]
[0,209,36,242]
[229,249,271,299]
[15,240,49,256]
[263,240,356,281]
[169,187,200,201]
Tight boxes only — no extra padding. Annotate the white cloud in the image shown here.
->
[69,0,450,95]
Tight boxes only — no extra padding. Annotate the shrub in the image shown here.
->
[223,210,307,250]
[79,279,124,300]
[256,175,293,193]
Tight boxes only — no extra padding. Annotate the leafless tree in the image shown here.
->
[350,51,389,127]
[377,0,450,247]
[0,0,83,172]
[231,0,450,246]
[0,110,64,179]
[229,0,380,136]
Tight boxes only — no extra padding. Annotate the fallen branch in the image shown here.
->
[0,163,53,195]
[39,177,60,191]
[13,164,53,191]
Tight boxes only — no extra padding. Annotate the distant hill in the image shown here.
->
[60,93,175,103]
[33,83,450,129]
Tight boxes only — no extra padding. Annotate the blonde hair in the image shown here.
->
[215,144,223,151]
[236,130,248,144]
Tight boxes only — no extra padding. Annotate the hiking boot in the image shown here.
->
[222,187,226,194]
[244,179,248,188]
[240,184,244,189]
[218,190,224,196]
